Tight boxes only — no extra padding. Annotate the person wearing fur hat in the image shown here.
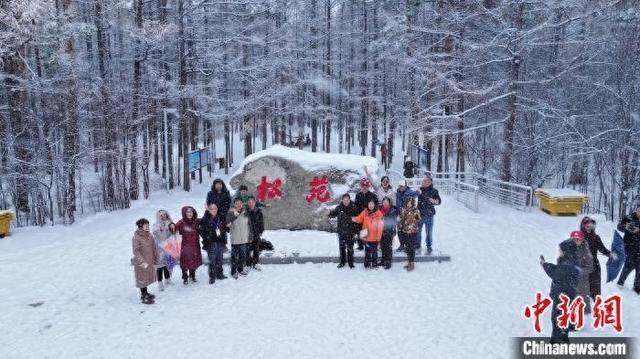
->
[175,206,202,285]
[355,178,379,251]
[570,229,594,314]
[152,210,175,291]
[579,216,614,300]
[132,218,158,305]
[617,205,640,294]
[352,199,384,269]
[540,235,580,343]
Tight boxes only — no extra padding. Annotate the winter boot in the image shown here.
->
[217,273,228,280]
[209,277,215,285]
[239,269,248,276]
[407,262,415,272]
[183,278,189,285]
[232,272,239,279]
[337,262,346,268]
[348,262,355,269]
[383,262,391,270]
[426,246,433,255]
[141,296,155,305]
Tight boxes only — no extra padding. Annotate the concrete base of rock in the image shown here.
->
[208,253,451,265]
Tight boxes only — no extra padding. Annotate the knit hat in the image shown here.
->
[569,230,584,241]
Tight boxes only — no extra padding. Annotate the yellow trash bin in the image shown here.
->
[0,210,15,238]
[535,189,588,216]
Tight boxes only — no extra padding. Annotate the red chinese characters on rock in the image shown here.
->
[523,292,623,333]
[523,292,552,333]
[256,176,283,203]
[593,294,623,333]
[556,294,585,330]
[306,175,331,204]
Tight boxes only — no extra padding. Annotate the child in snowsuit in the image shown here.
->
[541,235,580,344]
[398,198,421,271]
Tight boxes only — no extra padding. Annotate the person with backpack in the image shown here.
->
[132,218,158,305]
[540,236,580,343]
[328,194,361,268]
[379,197,398,269]
[198,203,228,284]
[398,198,421,272]
[246,196,265,271]
[352,200,384,269]
[416,175,441,255]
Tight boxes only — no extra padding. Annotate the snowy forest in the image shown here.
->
[0,0,638,226]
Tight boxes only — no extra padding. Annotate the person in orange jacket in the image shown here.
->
[352,200,384,269]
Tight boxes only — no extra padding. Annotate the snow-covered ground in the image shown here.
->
[1,173,638,358]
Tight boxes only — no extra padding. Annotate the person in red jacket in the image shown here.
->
[352,200,384,269]
[175,206,202,285]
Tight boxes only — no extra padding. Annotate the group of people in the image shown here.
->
[131,180,267,304]
[540,207,640,343]
[327,169,441,271]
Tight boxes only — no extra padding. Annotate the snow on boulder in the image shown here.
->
[230,145,379,231]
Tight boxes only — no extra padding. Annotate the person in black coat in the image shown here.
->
[541,238,579,344]
[403,156,416,178]
[328,194,361,268]
[246,196,265,270]
[579,216,614,299]
[198,203,228,284]
[355,178,379,251]
[379,197,398,269]
[206,178,232,219]
[416,175,441,254]
[616,206,640,294]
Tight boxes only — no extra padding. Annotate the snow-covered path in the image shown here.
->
[1,183,638,358]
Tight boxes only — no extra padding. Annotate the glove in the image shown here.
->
[141,262,149,269]
[610,252,618,261]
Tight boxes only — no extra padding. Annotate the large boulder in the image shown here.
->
[230,145,379,231]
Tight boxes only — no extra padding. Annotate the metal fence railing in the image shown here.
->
[387,169,533,213]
